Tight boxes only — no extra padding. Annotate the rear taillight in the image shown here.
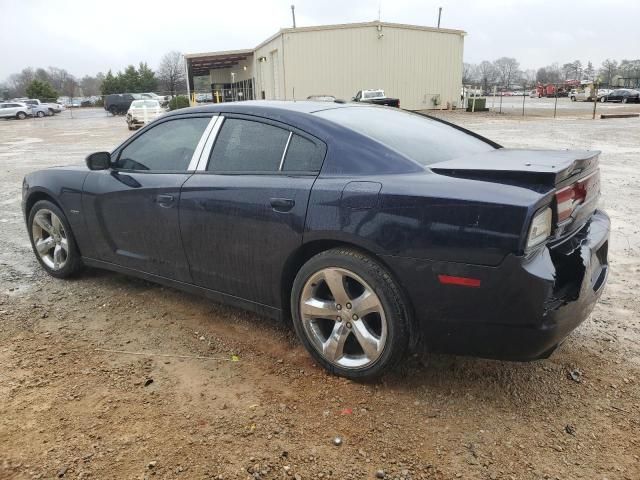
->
[555,171,600,223]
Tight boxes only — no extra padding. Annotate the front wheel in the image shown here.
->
[28,200,83,278]
[622,98,628,104]
[291,248,409,380]
[600,97,607,103]
[36,111,45,118]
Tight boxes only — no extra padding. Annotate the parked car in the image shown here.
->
[104,93,137,115]
[141,92,169,106]
[29,103,50,118]
[597,89,612,99]
[352,89,400,107]
[126,99,165,130]
[22,101,609,380]
[600,89,640,103]
[0,102,32,119]
[529,90,540,98]
[20,98,61,115]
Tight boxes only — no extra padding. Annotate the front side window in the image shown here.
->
[115,117,210,171]
[208,118,290,173]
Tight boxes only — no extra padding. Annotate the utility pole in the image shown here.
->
[437,7,442,28]
[291,5,296,28]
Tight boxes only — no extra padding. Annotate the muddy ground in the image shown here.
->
[0,110,639,480]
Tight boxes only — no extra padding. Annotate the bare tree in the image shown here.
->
[462,62,476,85]
[493,57,520,89]
[476,60,497,92]
[599,59,618,87]
[158,51,186,96]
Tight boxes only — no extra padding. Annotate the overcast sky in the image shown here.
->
[1,0,638,80]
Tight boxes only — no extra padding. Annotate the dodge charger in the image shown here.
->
[22,101,609,379]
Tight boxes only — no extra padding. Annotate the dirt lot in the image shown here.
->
[1,109,639,480]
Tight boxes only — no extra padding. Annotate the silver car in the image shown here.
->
[0,102,32,120]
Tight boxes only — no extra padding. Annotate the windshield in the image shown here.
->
[315,106,496,166]
[362,90,384,99]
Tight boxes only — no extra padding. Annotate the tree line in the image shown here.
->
[464,57,640,91]
[0,51,187,100]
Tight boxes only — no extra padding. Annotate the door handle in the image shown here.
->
[156,194,175,207]
[270,197,295,212]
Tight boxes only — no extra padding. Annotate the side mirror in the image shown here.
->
[86,151,111,170]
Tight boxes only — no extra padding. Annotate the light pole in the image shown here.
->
[230,72,236,102]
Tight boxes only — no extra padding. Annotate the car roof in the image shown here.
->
[163,101,374,125]
[169,100,359,115]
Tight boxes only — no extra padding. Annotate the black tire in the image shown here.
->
[36,111,45,118]
[600,97,606,103]
[16,111,27,120]
[109,106,118,116]
[28,200,83,279]
[48,108,55,116]
[291,248,409,380]
[571,96,576,102]
[622,97,628,104]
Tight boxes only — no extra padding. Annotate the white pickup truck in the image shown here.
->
[569,87,594,102]
[21,99,65,115]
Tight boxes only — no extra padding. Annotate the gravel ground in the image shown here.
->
[0,109,639,480]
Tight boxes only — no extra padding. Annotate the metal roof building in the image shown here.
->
[185,21,466,110]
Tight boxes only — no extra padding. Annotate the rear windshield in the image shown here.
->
[315,106,495,166]
[131,100,160,108]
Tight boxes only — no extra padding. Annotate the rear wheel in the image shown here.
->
[16,111,27,120]
[48,108,55,116]
[36,111,45,118]
[28,200,83,278]
[600,97,606,103]
[291,248,409,380]
[622,97,628,104]
[109,106,118,116]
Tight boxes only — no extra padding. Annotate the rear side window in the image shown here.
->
[315,107,495,166]
[208,118,289,172]
[282,134,323,172]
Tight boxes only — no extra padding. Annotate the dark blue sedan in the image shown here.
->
[22,101,609,379]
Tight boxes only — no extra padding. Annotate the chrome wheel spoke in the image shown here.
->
[322,269,349,306]
[322,321,349,361]
[352,289,381,318]
[36,237,56,255]
[34,214,53,234]
[301,298,338,320]
[351,319,382,360]
[51,214,62,234]
[53,245,63,269]
[60,237,69,253]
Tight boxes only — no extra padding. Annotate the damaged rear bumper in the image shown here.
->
[389,210,610,360]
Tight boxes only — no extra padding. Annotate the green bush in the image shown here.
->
[169,95,190,110]
[25,80,59,101]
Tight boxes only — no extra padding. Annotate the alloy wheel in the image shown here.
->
[300,267,387,369]
[32,209,69,270]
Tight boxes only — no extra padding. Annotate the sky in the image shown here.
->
[1,0,639,80]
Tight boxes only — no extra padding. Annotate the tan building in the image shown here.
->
[185,21,465,110]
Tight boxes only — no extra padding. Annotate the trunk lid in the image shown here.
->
[430,148,601,239]
[429,149,599,188]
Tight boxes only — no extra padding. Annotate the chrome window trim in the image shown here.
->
[278,131,293,171]
[187,115,219,171]
[196,115,225,171]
